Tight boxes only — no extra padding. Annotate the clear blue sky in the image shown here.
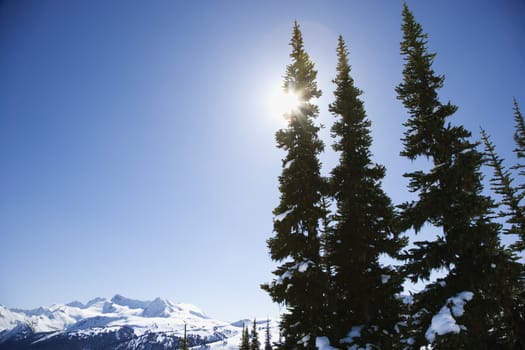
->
[1,0,524,322]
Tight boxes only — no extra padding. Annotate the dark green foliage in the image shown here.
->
[250,319,260,350]
[396,3,525,348]
[240,324,250,350]
[261,21,327,350]
[510,99,525,250]
[481,127,525,251]
[180,323,189,350]
[512,98,525,175]
[324,35,405,349]
[264,319,272,350]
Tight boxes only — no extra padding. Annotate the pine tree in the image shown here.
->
[250,319,260,350]
[324,35,405,349]
[396,3,525,348]
[264,318,272,350]
[261,21,327,350]
[512,98,525,177]
[180,323,189,350]
[481,127,525,251]
[510,99,525,250]
[240,323,250,350]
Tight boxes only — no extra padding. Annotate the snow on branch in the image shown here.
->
[425,291,474,344]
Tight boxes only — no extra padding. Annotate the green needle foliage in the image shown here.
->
[250,319,260,350]
[240,323,250,350]
[396,3,524,348]
[512,99,525,174]
[261,21,328,350]
[510,99,525,250]
[324,35,406,349]
[481,127,525,251]
[264,319,272,350]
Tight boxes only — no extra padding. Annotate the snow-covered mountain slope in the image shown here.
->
[0,295,279,350]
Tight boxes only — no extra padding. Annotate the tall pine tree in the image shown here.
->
[396,4,524,348]
[261,21,327,350]
[324,35,405,349]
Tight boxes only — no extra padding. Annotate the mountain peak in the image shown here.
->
[142,297,170,318]
[66,301,84,308]
[110,294,149,310]
[85,297,107,308]
[0,297,280,350]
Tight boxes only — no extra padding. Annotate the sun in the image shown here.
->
[268,87,302,121]
[277,89,302,114]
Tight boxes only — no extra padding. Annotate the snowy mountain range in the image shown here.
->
[0,295,277,350]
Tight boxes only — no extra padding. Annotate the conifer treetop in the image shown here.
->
[329,35,372,158]
[284,21,321,109]
[396,3,458,161]
[512,98,525,163]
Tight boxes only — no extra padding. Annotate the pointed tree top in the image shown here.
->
[335,35,350,75]
[283,21,321,101]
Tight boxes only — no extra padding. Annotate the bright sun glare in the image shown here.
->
[269,87,302,121]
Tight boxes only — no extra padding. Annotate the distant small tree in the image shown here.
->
[250,319,260,350]
[180,323,189,350]
[239,323,250,350]
[264,319,272,350]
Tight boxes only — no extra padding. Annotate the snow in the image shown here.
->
[209,318,280,350]
[316,336,338,350]
[273,260,314,286]
[297,334,310,345]
[0,295,284,349]
[297,261,310,273]
[142,297,170,318]
[340,325,363,344]
[275,271,292,285]
[0,305,26,331]
[425,291,474,343]
[448,291,473,317]
[0,295,223,337]
[274,206,296,222]
[111,294,150,310]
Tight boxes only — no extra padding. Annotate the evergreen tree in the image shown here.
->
[264,318,272,350]
[512,98,525,178]
[324,35,405,349]
[510,99,525,250]
[180,323,189,350]
[481,127,525,251]
[261,21,327,350]
[396,3,525,348]
[250,319,260,350]
[239,323,250,350]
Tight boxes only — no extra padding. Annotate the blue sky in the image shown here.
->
[1,0,524,321]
